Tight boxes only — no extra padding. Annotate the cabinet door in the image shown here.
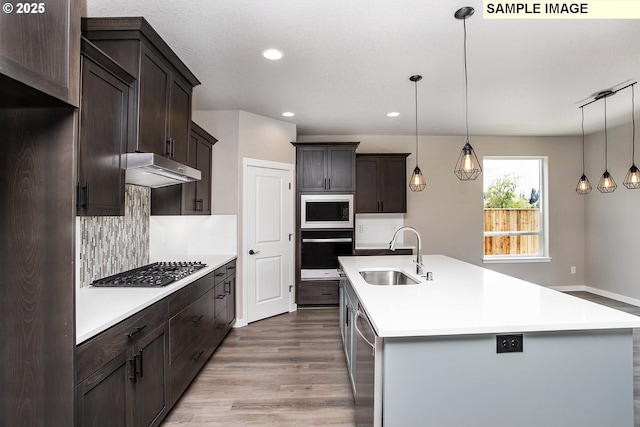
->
[130,325,168,427]
[77,54,128,216]
[0,0,79,106]
[181,133,199,215]
[168,78,191,164]
[379,156,407,213]
[355,157,379,213]
[137,46,170,156]
[297,146,328,191]
[224,273,236,330]
[76,352,129,427]
[195,138,213,214]
[327,146,356,192]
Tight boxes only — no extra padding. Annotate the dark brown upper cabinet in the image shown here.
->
[151,122,216,215]
[356,153,409,213]
[77,38,134,216]
[82,17,200,163]
[293,142,359,193]
[0,0,80,107]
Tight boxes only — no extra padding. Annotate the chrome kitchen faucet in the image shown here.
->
[389,226,425,276]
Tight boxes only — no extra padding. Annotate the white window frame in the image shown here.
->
[482,156,551,264]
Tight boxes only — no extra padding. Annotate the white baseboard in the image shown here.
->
[551,285,640,308]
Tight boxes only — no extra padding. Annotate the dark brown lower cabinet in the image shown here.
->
[76,308,169,427]
[297,280,340,305]
[76,259,237,426]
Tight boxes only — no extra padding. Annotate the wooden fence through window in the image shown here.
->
[484,208,540,255]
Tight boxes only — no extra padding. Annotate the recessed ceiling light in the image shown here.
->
[262,49,284,60]
[387,112,400,117]
[282,112,295,117]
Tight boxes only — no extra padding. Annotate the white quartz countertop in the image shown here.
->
[76,254,237,345]
[338,254,640,338]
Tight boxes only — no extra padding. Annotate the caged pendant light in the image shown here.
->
[623,83,640,189]
[409,75,427,191]
[597,94,617,193]
[576,106,592,194]
[453,6,482,181]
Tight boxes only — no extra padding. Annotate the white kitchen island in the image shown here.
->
[338,254,640,427]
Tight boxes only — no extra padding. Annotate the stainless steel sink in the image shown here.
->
[359,269,420,286]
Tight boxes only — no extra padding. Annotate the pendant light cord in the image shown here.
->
[580,106,586,173]
[604,96,608,170]
[632,84,636,164]
[463,17,470,142]
[414,79,419,168]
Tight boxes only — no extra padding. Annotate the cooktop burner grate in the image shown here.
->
[91,261,207,287]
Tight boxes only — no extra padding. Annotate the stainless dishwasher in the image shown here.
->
[354,306,383,427]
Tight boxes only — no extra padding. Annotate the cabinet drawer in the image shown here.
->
[169,322,216,404]
[76,300,168,383]
[213,265,227,285]
[214,282,228,315]
[224,260,236,278]
[214,306,229,346]
[168,271,215,317]
[169,288,216,363]
[297,281,340,306]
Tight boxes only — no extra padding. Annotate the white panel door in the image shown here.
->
[246,164,293,323]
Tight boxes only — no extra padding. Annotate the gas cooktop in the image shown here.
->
[90,261,207,288]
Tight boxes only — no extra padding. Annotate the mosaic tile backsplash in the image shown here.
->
[78,185,150,287]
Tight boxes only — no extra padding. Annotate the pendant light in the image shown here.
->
[576,106,592,194]
[454,6,482,181]
[623,83,640,189]
[409,74,426,191]
[597,94,617,193]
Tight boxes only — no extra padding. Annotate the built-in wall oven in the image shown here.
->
[300,229,353,280]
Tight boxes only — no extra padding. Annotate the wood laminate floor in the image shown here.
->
[161,308,356,427]
[162,293,640,427]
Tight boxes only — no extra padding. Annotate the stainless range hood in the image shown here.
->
[125,153,201,188]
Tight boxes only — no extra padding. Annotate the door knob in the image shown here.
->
[249,249,260,255]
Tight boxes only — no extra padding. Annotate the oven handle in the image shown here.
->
[302,238,352,243]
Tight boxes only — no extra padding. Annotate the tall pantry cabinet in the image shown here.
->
[0,1,80,426]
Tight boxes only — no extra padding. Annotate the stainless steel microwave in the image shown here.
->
[300,194,354,229]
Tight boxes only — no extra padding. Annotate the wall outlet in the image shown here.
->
[570,266,576,274]
[359,225,365,233]
[496,334,523,353]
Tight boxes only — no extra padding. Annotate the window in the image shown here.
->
[483,157,550,263]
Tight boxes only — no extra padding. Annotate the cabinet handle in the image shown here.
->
[217,294,226,300]
[129,354,138,383]
[192,314,204,324]
[127,324,147,339]
[138,349,144,378]
[192,350,204,362]
[324,178,327,190]
[166,139,172,157]
[224,280,231,294]
[328,178,331,189]
[77,182,89,209]
[171,139,175,158]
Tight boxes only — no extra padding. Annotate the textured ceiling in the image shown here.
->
[84,0,640,137]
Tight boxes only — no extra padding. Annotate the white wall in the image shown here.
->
[298,134,585,288]
[584,120,640,300]
[192,110,240,214]
[191,110,297,324]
